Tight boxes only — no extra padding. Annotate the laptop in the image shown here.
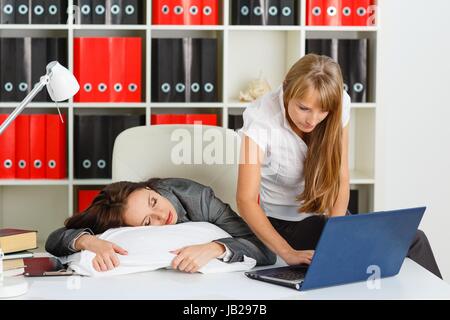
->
[245,207,425,291]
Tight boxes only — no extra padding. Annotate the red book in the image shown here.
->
[46,114,67,179]
[353,0,370,26]
[15,115,30,179]
[0,114,16,179]
[78,189,101,213]
[341,0,353,26]
[201,0,218,25]
[306,0,323,26]
[324,0,341,26]
[125,37,142,102]
[29,114,47,179]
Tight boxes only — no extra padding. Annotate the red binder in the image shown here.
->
[173,0,185,25]
[324,0,341,26]
[201,0,218,25]
[109,37,127,102]
[29,114,46,179]
[0,114,16,179]
[341,0,353,26]
[78,189,101,213]
[92,38,110,102]
[153,0,171,24]
[125,37,142,102]
[306,0,323,26]
[185,114,217,125]
[75,38,110,102]
[46,114,67,179]
[353,0,370,26]
[172,114,188,124]
[15,115,30,179]
[184,0,201,25]
[151,114,173,124]
[73,38,95,102]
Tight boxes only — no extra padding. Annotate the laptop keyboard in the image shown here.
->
[264,269,306,281]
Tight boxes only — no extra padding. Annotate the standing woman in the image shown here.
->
[236,54,442,278]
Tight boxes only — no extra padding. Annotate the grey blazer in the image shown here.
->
[45,178,276,266]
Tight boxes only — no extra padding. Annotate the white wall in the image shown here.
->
[377,0,450,281]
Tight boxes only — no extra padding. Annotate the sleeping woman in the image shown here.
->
[45,177,276,273]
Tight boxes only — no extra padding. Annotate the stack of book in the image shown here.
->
[1,229,37,277]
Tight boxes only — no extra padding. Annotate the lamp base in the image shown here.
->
[0,277,29,298]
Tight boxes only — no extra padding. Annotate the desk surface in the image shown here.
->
[8,258,450,300]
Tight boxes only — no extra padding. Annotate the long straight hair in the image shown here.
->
[283,54,343,214]
[65,178,162,234]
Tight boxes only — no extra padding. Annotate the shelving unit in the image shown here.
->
[0,0,379,245]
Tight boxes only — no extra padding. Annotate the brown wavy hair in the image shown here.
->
[283,54,343,214]
[65,178,162,234]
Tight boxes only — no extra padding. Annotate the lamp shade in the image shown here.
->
[46,61,80,102]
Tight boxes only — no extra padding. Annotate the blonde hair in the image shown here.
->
[283,54,344,215]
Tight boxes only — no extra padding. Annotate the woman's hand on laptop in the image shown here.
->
[75,234,128,272]
[282,249,315,266]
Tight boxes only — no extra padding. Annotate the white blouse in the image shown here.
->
[238,85,351,221]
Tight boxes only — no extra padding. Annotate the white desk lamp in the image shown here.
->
[0,62,79,298]
[0,61,80,135]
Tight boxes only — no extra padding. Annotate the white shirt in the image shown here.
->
[238,85,351,221]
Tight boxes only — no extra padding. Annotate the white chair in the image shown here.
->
[112,125,242,212]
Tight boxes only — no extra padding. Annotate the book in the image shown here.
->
[3,267,25,277]
[3,258,25,271]
[3,250,34,260]
[0,228,38,254]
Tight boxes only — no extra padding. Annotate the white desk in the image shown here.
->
[7,258,450,300]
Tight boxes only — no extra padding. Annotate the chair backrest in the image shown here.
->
[112,125,242,212]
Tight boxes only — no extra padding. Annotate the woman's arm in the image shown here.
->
[236,136,313,265]
[45,227,94,257]
[329,125,350,216]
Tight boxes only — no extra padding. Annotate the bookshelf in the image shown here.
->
[0,0,379,245]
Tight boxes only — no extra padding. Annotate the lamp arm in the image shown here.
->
[0,74,50,135]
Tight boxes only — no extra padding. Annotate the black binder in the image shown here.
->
[16,38,32,101]
[279,0,296,25]
[250,0,264,25]
[337,40,351,94]
[348,189,359,214]
[31,0,46,24]
[200,39,218,102]
[267,0,279,25]
[172,38,185,102]
[77,0,93,24]
[189,38,202,102]
[349,39,367,103]
[306,39,337,61]
[151,38,173,102]
[233,0,251,25]
[15,0,30,24]
[46,0,68,24]
[31,38,48,101]
[1,0,15,24]
[75,115,97,179]
[107,0,122,24]
[228,114,244,131]
[122,0,140,24]
[92,0,106,24]
[0,38,16,101]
